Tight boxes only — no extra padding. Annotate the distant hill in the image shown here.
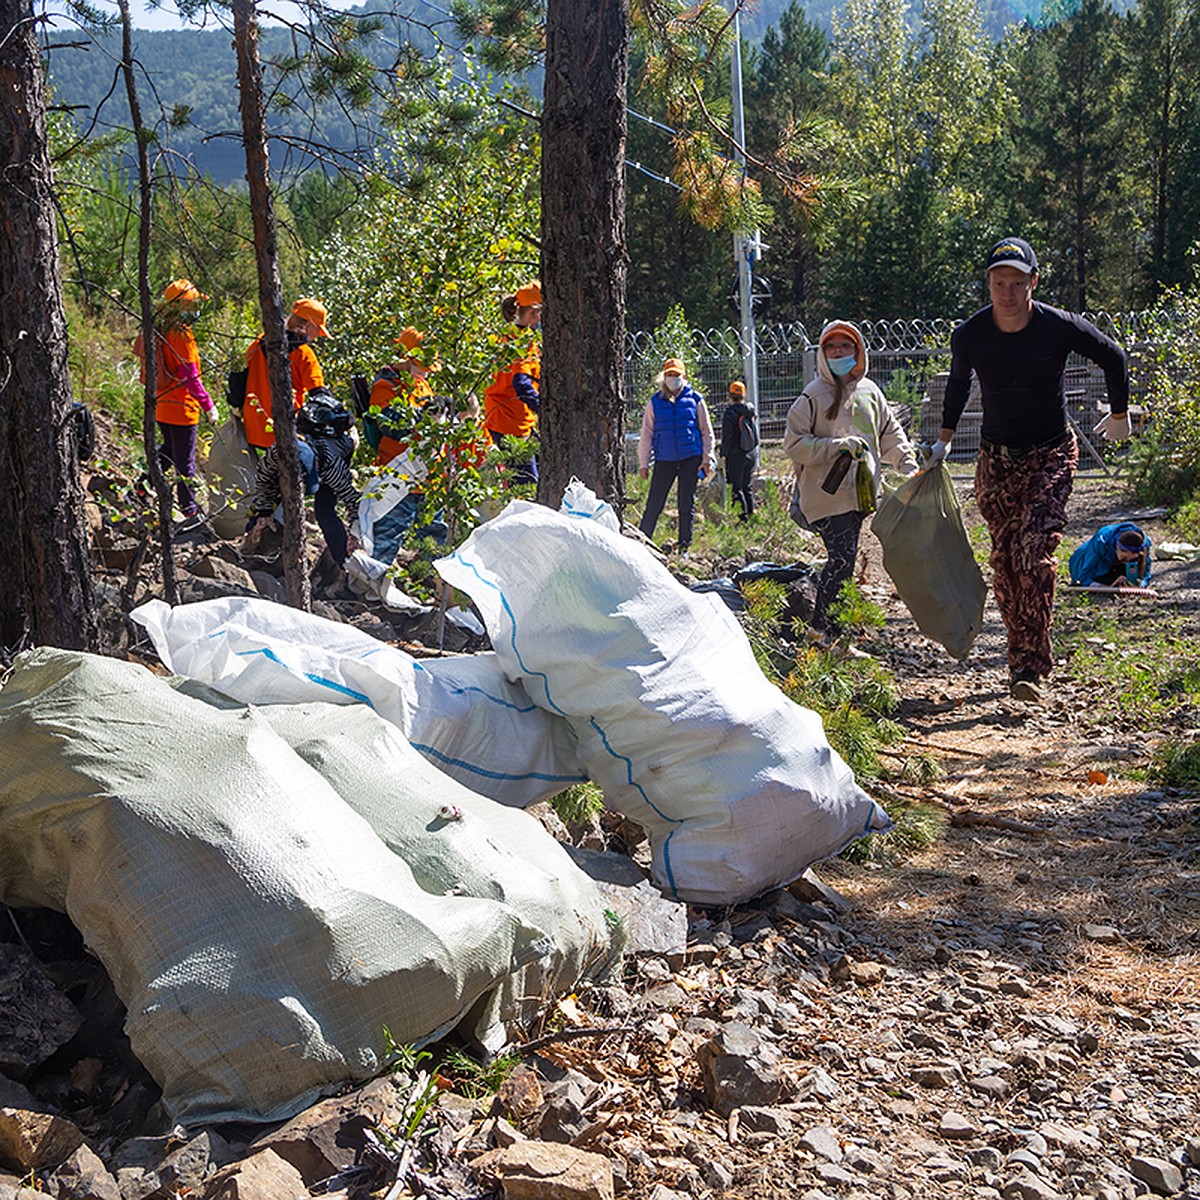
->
[44,10,438,183]
[44,0,1107,184]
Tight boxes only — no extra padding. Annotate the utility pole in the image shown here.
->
[729,1,760,411]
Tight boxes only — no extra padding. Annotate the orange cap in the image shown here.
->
[395,326,424,353]
[291,298,330,337]
[163,279,208,304]
[728,380,746,396]
[663,358,685,375]
[515,282,542,308]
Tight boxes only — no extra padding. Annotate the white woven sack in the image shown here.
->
[0,649,616,1125]
[132,597,585,807]
[436,495,891,905]
[200,416,258,540]
[356,446,424,559]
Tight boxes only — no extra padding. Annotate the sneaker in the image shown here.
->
[1009,669,1043,702]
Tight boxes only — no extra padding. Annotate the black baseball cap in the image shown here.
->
[986,237,1038,275]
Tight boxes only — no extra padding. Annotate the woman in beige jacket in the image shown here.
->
[784,320,919,634]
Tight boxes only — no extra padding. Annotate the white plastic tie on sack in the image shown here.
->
[559,477,620,532]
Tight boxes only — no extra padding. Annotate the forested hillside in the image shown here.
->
[43,0,1200,333]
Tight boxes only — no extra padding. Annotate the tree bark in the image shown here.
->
[231,0,309,609]
[538,0,629,514]
[117,0,178,605]
[0,0,98,660]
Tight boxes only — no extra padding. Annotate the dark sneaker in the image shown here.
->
[1009,670,1043,702]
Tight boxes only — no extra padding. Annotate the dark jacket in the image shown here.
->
[721,400,758,459]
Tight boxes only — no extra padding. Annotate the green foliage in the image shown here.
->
[438,1048,521,1099]
[1148,739,1200,789]
[1055,602,1200,721]
[549,782,606,825]
[842,799,948,863]
[781,646,902,780]
[1126,285,1200,507]
[828,578,885,632]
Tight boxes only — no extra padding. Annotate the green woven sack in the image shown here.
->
[871,463,986,659]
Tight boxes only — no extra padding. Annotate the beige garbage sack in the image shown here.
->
[0,649,618,1126]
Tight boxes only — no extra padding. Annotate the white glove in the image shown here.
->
[1093,412,1131,442]
[831,436,867,459]
[927,439,950,465]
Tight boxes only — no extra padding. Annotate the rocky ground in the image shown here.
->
[2,473,1199,1200]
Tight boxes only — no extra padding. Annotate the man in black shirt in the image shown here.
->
[930,237,1131,702]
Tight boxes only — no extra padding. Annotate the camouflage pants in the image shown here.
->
[975,432,1078,677]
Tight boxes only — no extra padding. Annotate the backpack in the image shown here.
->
[738,409,759,453]
[71,402,96,462]
[296,387,355,439]
[226,368,249,410]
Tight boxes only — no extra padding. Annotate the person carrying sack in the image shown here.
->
[720,380,758,522]
[784,320,918,638]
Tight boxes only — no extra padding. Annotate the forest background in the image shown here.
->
[45,0,1200,346]
[21,0,1200,584]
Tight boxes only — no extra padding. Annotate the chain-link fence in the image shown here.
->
[624,312,1166,473]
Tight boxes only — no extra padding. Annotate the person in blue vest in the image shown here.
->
[637,357,715,553]
[1069,523,1152,589]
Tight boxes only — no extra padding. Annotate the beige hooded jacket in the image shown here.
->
[783,320,919,525]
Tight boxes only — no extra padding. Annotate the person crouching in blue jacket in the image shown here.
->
[637,357,715,553]
[1069,523,1152,588]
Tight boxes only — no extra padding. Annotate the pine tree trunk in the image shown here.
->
[538,0,629,514]
[232,0,309,610]
[0,0,98,660]
[117,0,178,605]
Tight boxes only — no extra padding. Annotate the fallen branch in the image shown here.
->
[948,810,1045,836]
[515,1024,635,1055]
[1066,585,1159,598]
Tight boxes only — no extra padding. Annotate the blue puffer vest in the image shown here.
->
[650,385,704,463]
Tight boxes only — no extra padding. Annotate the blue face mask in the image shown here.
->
[827,354,857,377]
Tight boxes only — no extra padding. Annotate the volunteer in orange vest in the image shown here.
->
[241,298,329,451]
[483,281,541,485]
[134,279,216,519]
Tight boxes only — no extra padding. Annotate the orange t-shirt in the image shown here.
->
[243,337,324,449]
[136,327,204,426]
[483,338,540,439]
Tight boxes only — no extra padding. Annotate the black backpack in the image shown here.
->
[71,402,96,462]
[296,387,355,438]
[226,367,249,410]
[738,409,759,453]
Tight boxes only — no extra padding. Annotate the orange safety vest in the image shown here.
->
[371,372,434,466]
[243,337,324,449]
[136,326,204,426]
[483,337,540,439]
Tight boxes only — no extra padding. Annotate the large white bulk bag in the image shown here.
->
[436,495,890,906]
[132,596,584,807]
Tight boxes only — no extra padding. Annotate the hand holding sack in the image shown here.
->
[1093,412,1131,442]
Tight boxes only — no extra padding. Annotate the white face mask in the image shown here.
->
[664,374,683,393]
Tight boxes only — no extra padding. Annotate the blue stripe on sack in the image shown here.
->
[561,500,614,522]
[411,741,587,784]
[587,715,681,899]
[445,554,567,716]
[447,685,538,713]
[233,647,374,705]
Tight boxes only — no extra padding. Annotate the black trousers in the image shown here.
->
[725,452,755,519]
[640,455,702,548]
